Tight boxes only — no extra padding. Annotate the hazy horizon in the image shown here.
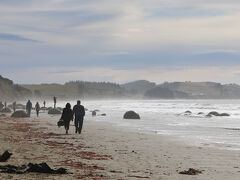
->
[1,1,240,84]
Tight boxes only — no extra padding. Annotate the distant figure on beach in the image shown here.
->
[12,101,16,112]
[60,103,73,134]
[43,100,46,108]
[53,96,57,109]
[4,101,7,108]
[0,101,4,110]
[73,100,85,134]
[26,100,32,117]
[35,102,40,117]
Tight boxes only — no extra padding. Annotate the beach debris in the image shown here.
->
[207,111,230,117]
[11,110,28,118]
[0,151,12,162]
[57,119,64,127]
[123,111,140,119]
[179,168,203,175]
[48,108,61,115]
[0,162,67,174]
[0,108,12,113]
[92,111,97,116]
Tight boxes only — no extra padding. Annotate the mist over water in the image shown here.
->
[57,99,240,150]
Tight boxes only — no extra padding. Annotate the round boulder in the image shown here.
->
[11,110,28,118]
[208,111,220,116]
[123,111,140,119]
[92,111,96,116]
[48,108,62,115]
[1,108,12,113]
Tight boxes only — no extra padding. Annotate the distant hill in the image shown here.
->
[144,82,240,99]
[0,75,32,101]
[23,81,126,100]
[121,80,156,96]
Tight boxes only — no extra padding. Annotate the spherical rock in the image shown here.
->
[123,111,140,119]
[11,110,28,118]
[48,108,62,115]
[1,108,12,113]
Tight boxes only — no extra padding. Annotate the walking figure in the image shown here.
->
[12,101,16,112]
[73,100,85,134]
[53,96,57,109]
[60,103,73,134]
[26,100,32,117]
[35,102,40,117]
[43,100,46,108]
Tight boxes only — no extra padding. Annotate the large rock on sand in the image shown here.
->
[48,108,62,115]
[11,110,28,118]
[123,111,140,119]
[207,111,230,117]
[1,108,12,113]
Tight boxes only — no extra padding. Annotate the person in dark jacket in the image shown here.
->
[60,103,73,134]
[26,100,32,117]
[12,101,16,112]
[73,100,85,134]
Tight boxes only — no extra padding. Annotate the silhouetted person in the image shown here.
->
[4,101,7,108]
[73,100,85,134]
[35,102,40,117]
[53,96,57,109]
[12,101,16,112]
[26,100,32,117]
[0,101,4,110]
[43,100,46,108]
[60,103,73,134]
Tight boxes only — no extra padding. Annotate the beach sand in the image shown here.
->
[0,113,240,179]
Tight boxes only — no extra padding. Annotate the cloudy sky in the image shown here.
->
[1,0,240,84]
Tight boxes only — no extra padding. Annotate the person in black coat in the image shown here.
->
[73,100,85,134]
[60,103,73,134]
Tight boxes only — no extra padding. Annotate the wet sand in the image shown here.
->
[0,113,240,179]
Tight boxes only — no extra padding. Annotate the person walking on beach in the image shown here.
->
[73,100,85,134]
[35,102,40,117]
[12,101,16,112]
[26,100,32,117]
[43,100,46,108]
[60,103,73,134]
[0,101,3,110]
[53,96,57,109]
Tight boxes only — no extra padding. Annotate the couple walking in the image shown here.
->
[60,100,85,134]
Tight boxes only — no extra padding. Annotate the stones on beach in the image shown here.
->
[179,168,203,175]
[0,108,12,113]
[11,110,28,118]
[207,111,230,117]
[48,108,62,115]
[0,151,12,162]
[123,111,140,119]
[92,111,97,116]
[0,162,67,174]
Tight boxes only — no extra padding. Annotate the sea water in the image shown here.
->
[58,99,240,150]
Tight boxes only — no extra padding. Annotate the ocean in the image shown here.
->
[58,99,240,150]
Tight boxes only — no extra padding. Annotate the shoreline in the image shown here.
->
[0,113,240,179]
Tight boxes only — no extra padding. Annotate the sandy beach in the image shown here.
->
[0,112,240,180]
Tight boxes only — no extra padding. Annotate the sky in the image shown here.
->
[1,0,240,84]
